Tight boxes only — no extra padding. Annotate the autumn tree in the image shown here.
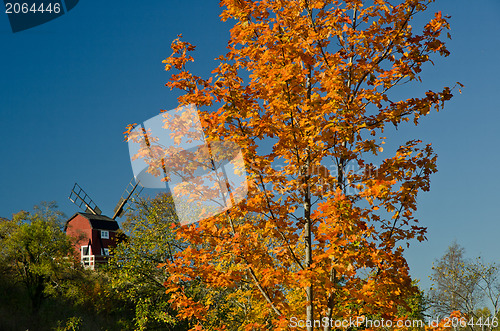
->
[109,193,249,330]
[429,242,500,331]
[429,243,478,318]
[129,0,459,329]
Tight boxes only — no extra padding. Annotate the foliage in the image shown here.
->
[399,282,428,323]
[110,193,261,330]
[0,203,134,330]
[0,203,74,314]
[127,0,459,329]
[55,316,83,331]
[108,193,191,330]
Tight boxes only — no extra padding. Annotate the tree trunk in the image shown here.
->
[304,154,313,330]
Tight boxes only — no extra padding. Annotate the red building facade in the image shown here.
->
[64,212,119,269]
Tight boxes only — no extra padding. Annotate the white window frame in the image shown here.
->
[100,230,109,239]
[103,248,110,256]
[81,245,91,266]
[81,245,90,257]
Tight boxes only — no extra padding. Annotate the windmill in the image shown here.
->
[66,179,143,269]
[68,178,143,220]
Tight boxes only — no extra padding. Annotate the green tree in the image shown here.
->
[31,200,67,230]
[0,202,74,314]
[108,193,190,330]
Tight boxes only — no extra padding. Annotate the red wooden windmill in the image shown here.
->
[65,180,142,269]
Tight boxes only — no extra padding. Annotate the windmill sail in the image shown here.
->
[69,183,102,215]
[112,177,143,220]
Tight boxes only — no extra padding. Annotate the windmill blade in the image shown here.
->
[112,177,143,220]
[69,183,102,215]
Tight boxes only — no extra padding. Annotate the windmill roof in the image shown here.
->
[65,212,119,231]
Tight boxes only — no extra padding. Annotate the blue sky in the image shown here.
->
[1,0,499,293]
